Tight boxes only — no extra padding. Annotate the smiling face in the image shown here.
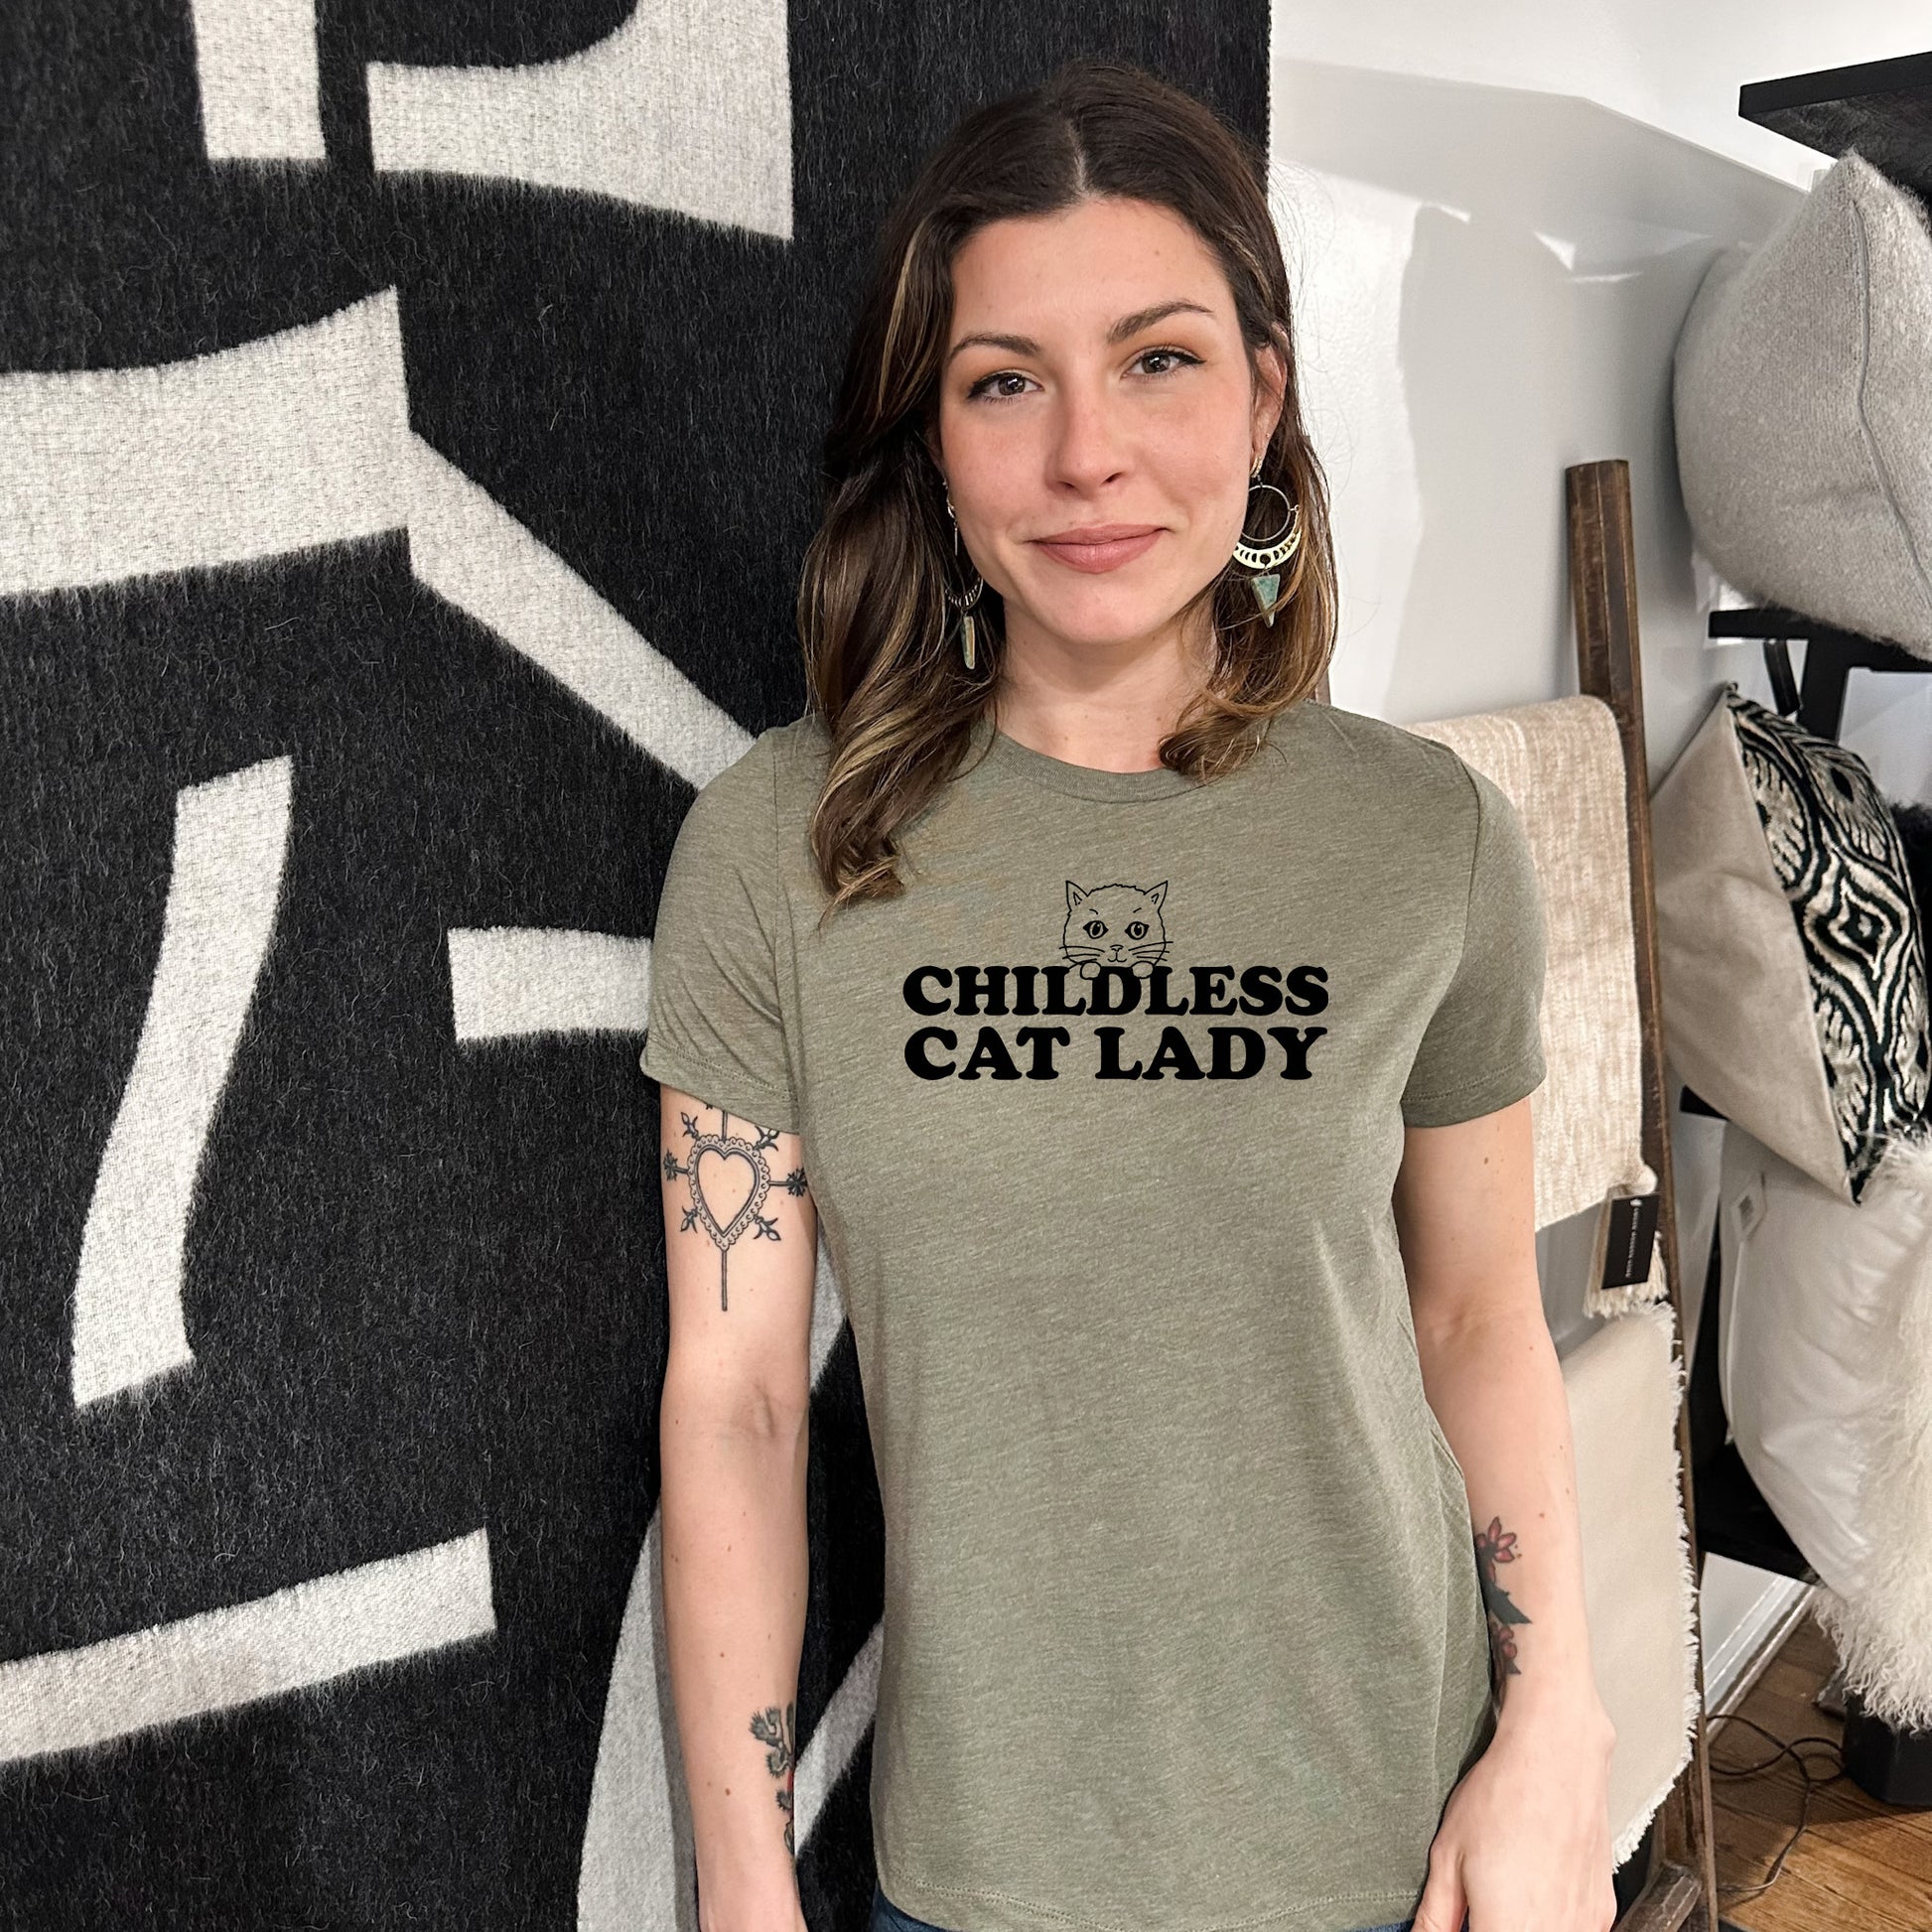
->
[932,195,1285,665]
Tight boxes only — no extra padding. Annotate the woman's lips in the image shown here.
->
[1033,528,1163,573]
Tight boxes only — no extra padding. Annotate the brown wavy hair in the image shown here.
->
[796,57,1337,921]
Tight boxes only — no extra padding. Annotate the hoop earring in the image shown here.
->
[943,488,987,669]
[1232,470,1302,628]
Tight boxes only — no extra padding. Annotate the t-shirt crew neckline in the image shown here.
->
[969,709,1274,803]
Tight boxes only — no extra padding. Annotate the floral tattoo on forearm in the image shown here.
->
[662,1108,807,1311]
[750,1701,796,1855]
[1474,1514,1531,1682]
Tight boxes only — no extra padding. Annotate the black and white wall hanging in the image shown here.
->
[0,3,1266,1926]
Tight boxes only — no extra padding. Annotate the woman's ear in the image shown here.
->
[919,406,946,488]
[1251,338,1289,460]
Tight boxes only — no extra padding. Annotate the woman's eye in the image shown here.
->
[965,369,1034,401]
[965,347,1199,401]
[1136,346,1201,377]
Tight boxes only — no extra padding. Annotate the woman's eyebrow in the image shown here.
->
[1105,298,1214,342]
[944,298,1216,366]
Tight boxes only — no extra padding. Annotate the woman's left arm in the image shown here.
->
[1392,1092,1618,1932]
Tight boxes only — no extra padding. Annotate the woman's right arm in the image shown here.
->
[657,1084,818,1932]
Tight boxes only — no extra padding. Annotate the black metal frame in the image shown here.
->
[1706,605,1931,741]
[1736,50,1932,203]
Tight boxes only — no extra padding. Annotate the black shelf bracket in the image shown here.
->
[1707,606,1932,739]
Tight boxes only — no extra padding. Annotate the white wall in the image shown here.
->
[1270,60,1791,757]
[1266,2,1932,808]
[1270,3,1932,192]
[1267,0,1932,1711]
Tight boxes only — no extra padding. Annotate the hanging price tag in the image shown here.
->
[1597,1192,1660,1292]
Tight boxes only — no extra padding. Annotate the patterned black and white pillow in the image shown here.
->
[1727,692,1931,1198]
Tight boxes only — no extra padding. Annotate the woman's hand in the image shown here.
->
[1413,1697,1618,1932]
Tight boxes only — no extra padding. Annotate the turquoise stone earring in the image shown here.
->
[1233,467,1302,626]
[942,488,986,668]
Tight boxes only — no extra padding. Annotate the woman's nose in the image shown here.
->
[1046,380,1128,490]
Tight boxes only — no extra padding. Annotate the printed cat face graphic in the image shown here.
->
[1062,880,1170,981]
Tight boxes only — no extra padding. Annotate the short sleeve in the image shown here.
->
[1400,764,1548,1128]
[637,733,800,1134]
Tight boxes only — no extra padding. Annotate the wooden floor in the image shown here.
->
[1712,1605,1932,1930]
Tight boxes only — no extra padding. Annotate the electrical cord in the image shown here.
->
[1707,1712,1850,1904]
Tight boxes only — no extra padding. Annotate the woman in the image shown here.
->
[643,57,1617,1932]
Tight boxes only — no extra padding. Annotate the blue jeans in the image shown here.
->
[870,1881,1417,1932]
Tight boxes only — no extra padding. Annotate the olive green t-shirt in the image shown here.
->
[638,700,1548,1932]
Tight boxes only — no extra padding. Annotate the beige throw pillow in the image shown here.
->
[1674,151,1932,655]
[1651,688,1929,1202]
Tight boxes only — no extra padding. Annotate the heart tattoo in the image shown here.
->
[663,1108,808,1310]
